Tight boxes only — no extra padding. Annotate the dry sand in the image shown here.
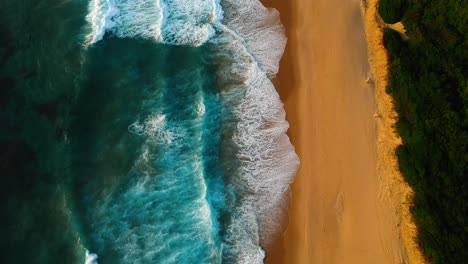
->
[259,0,425,263]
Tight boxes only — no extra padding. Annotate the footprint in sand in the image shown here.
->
[334,192,345,224]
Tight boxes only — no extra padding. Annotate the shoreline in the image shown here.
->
[260,0,424,263]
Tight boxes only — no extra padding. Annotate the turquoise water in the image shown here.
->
[0,0,299,263]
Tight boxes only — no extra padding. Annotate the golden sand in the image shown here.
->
[258,0,426,263]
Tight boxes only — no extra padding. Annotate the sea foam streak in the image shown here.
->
[84,0,299,263]
[207,1,299,262]
[85,250,98,264]
[86,0,223,46]
[81,64,222,263]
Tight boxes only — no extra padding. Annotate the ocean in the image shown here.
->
[0,0,299,263]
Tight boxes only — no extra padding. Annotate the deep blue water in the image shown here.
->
[0,0,299,263]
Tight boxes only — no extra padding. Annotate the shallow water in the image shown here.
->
[0,0,298,263]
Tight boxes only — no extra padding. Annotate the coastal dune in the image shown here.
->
[260,0,422,263]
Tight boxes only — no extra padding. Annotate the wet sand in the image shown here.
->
[260,0,423,263]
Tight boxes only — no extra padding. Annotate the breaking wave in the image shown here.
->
[82,0,299,263]
[85,0,223,46]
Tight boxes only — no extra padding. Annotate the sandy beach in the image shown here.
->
[260,0,424,263]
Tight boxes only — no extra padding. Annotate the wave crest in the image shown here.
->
[86,0,223,46]
[84,0,299,263]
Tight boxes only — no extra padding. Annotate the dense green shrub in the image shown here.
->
[379,0,407,24]
[381,0,468,263]
[383,28,404,55]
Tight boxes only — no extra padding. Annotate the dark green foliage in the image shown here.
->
[379,0,407,24]
[380,0,468,263]
[383,28,404,55]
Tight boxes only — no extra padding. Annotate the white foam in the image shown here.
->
[197,98,206,117]
[209,26,298,262]
[85,0,119,45]
[85,250,99,264]
[85,0,299,262]
[220,0,286,76]
[206,1,298,260]
[101,98,220,262]
[128,113,177,145]
[85,0,223,46]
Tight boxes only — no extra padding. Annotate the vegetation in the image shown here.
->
[379,0,407,24]
[380,0,467,263]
